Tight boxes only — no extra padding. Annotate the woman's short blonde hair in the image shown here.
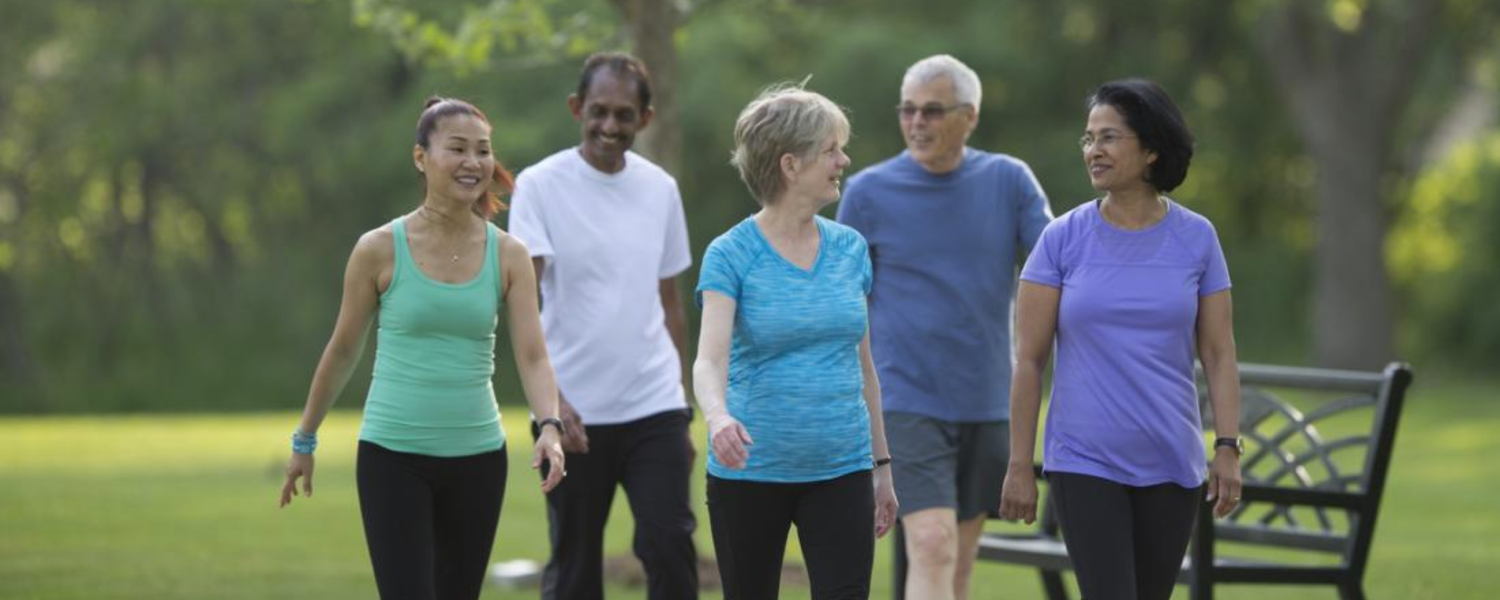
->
[730,84,850,205]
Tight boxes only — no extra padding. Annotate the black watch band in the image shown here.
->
[538,417,565,435]
[873,456,893,468]
[1213,436,1244,456]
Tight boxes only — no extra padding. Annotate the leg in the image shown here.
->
[1130,482,1199,600]
[708,475,795,600]
[1048,472,1138,600]
[952,421,1010,600]
[794,471,875,600]
[539,425,622,600]
[357,441,438,600]
[620,410,699,600]
[901,509,960,600]
[952,515,987,600]
[885,413,960,600]
[432,446,509,600]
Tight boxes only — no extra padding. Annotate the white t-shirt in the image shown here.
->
[507,148,692,424]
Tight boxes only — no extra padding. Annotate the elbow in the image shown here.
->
[1199,340,1238,372]
[1014,354,1047,378]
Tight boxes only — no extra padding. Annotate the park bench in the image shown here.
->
[893,361,1414,600]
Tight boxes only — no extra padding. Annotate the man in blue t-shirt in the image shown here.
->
[836,54,1052,600]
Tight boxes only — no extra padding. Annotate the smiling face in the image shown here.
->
[1083,103,1156,194]
[900,76,976,174]
[785,130,851,206]
[569,69,652,174]
[414,114,494,203]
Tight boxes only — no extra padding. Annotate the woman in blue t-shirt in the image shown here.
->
[694,85,899,599]
[998,79,1244,600]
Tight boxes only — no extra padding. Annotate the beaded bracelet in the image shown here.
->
[291,430,318,455]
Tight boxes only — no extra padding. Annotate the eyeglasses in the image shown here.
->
[1078,132,1138,151]
[897,103,971,121]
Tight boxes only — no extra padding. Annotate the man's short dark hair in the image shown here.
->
[1088,79,1195,192]
[576,52,653,110]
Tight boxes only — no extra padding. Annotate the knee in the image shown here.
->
[905,521,959,567]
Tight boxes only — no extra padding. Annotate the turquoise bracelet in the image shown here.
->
[291,430,318,455]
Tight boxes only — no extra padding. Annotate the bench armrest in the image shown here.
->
[1240,482,1363,511]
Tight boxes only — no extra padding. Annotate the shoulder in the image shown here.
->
[624,151,678,185]
[705,218,761,259]
[514,148,578,186]
[1165,200,1222,247]
[846,154,908,190]
[496,225,532,263]
[1038,202,1096,240]
[345,221,397,278]
[967,149,1036,179]
[819,217,869,254]
[353,222,396,260]
[1168,200,1216,231]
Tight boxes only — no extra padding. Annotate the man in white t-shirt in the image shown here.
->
[508,52,698,600]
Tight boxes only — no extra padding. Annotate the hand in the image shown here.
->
[1206,449,1242,518]
[998,463,1038,524]
[707,413,752,470]
[872,466,899,538]
[279,453,315,508]
[557,395,589,454]
[533,428,567,493]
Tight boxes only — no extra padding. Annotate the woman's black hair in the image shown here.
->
[1088,79,1195,192]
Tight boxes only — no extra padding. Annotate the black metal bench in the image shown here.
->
[896,361,1414,600]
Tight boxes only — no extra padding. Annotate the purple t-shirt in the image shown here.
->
[1020,199,1231,488]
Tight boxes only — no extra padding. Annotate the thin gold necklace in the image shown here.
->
[416,206,464,263]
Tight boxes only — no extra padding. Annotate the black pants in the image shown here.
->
[534,409,699,600]
[1048,472,1201,600]
[707,471,875,600]
[356,441,508,600]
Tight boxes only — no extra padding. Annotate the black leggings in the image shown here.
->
[1048,471,1200,600]
[707,471,874,600]
[356,441,508,600]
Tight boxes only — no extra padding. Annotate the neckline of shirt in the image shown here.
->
[571,147,634,184]
[1092,197,1175,236]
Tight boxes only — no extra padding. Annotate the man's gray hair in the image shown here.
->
[902,55,982,109]
[730,84,851,205]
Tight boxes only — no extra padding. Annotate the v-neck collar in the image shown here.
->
[749,216,824,277]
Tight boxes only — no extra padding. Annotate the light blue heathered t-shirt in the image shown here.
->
[696,215,873,483]
[837,149,1052,422]
[1021,199,1231,488]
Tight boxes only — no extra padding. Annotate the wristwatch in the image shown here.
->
[1213,436,1244,456]
[538,417,565,436]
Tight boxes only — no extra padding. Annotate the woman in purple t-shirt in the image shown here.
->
[998,79,1243,600]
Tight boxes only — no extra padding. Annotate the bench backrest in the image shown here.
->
[1196,362,1413,570]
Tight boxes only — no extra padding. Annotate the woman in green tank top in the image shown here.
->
[278,97,567,600]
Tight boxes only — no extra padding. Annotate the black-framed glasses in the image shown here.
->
[897,103,971,121]
[1078,132,1138,151]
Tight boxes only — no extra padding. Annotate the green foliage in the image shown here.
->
[352,0,618,74]
[1390,133,1500,368]
[1,0,1497,411]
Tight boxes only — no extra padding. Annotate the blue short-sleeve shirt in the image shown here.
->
[696,215,873,482]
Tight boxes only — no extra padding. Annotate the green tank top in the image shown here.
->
[360,217,506,456]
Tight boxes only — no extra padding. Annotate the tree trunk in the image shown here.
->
[0,268,37,390]
[611,0,682,176]
[1309,143,1395,369]
[1254,0,1438,368]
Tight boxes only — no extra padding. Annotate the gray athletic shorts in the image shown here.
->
[885,412,1010,521]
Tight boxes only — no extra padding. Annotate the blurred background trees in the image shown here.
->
[2,0,1497,412]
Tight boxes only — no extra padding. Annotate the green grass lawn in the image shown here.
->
[2,374,1495,599]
